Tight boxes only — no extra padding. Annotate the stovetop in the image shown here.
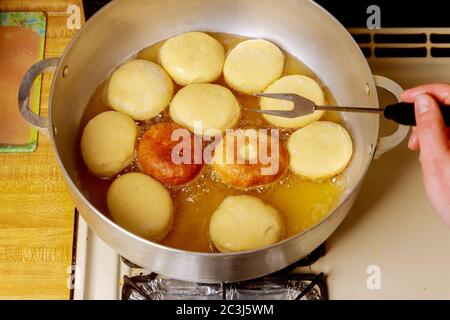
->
[122,272,327,300]
[74,0,450,300]
[121,246,327,300]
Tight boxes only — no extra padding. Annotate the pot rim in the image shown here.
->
[48,0,378,259]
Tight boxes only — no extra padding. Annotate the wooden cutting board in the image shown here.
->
[0,12,46,151]
[0,0,84,300]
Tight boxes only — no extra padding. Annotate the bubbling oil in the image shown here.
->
[77,33,348,253]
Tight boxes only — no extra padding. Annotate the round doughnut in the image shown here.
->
[169,84,240,136]
[107,172,173,242]
[138,122,203,186]
[260,75,325,128]
[223,39,285,94]
[107,59,174,120]
[80,111,138,178]
[287,121,353,180]
[159,32,225,85]
[209,195,285,253]
[211,129,288,189]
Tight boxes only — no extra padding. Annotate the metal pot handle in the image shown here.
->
[19,57,60,137]
[373,75,410,159]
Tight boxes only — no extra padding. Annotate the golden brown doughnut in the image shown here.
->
[138,122,203,185]
[211,129,288,189]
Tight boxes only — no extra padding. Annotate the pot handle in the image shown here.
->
[373,75,410,159]
[19,57,60,137]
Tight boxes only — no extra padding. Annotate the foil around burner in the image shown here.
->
[122,273,327,300]
[121,244,327,300]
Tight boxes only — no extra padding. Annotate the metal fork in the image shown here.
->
[253,93,383,118]
[253,92,450,126]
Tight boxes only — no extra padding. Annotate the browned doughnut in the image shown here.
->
[211,129,288,189]
[138,122,202,185]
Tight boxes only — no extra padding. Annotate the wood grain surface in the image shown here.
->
[0,0,84,300]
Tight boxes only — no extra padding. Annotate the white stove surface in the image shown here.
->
[73,28,450,300]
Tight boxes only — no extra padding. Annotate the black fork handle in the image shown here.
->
[384,102,450,127]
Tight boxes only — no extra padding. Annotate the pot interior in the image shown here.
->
[50,0,379,242]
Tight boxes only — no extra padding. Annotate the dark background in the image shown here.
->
[83,0,450,27]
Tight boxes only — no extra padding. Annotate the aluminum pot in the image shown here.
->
[19,0,409,283]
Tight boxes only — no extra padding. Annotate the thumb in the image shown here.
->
[414,94,449,168]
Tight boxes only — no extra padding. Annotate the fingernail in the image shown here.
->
[408,133,417,149]
[443,92,450,105]
[416,95,430,114]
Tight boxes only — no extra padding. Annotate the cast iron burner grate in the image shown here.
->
[121,245,327,300]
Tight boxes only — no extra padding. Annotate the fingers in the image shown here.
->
[403,83,450,153]
[401,83,450,104]
[408,128,419,151]
[403,85,450,227]
[414,94,449,169]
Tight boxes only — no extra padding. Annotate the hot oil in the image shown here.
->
[78,32,347,253]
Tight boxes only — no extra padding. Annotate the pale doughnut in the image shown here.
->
[107,59,174,120]
[260,75,325,128]
[107,173,173,242]
[80,111,138,178]
[209,195,285,253]
[159,32,225,85]
[169,84,240,135]
[287,121,353,180]
[223,39,285,94]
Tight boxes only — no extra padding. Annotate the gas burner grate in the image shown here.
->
[120,245,327,300]
[121,273,327,300]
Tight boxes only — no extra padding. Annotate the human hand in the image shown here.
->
[401,84,450,227]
